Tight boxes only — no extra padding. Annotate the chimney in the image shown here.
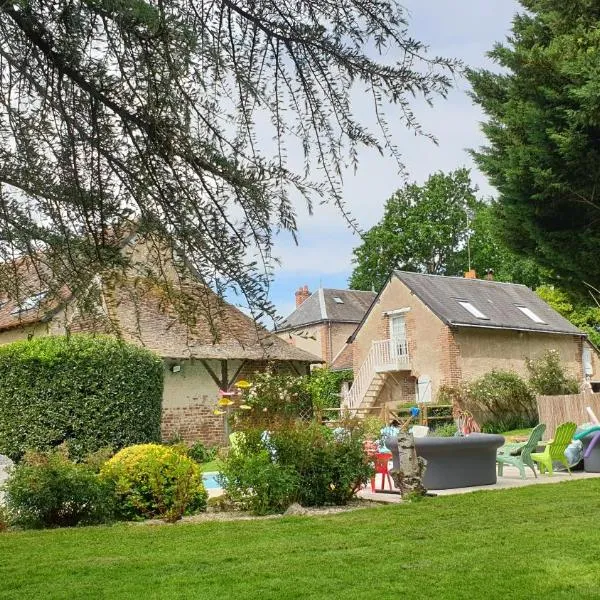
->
[485,269,495,281]
[295,285,310,307]
[464,269,477,279]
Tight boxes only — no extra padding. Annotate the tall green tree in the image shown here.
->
[349,169,478,291]
[0,1,457,323]
[469,1,600,294]
[349,169,545,291]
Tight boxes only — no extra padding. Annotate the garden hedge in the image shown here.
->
[0,335,163,460]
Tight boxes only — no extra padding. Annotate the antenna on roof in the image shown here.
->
[466,212,472,271]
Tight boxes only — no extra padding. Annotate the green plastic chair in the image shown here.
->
[497,423,546,479]
[531,422,577,476]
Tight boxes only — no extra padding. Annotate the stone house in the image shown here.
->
[276,286,376,369]
[343,270,600,414]
[0,236,319,446]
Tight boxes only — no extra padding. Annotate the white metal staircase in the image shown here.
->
[343,338,410,411]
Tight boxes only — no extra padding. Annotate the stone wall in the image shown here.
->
[161,403,226,446]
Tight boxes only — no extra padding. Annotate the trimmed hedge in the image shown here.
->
[0,335,163,460]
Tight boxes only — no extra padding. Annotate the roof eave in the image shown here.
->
[449,321,586,337]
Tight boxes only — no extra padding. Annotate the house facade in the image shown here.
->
[0,237,320,446]
[344,271,600,415]
[276,286,376,369]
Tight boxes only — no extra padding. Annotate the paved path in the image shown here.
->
[358,466,600,503]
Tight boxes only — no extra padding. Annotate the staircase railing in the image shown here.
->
[343,341,378,410]
[343,338,410,410]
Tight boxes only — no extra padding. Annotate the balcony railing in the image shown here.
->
[372,337,410,372]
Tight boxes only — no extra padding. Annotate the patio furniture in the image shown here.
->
[385,433,505,490]
[496,423,546,479]
[531,422,577,476]
[371,452,393,492]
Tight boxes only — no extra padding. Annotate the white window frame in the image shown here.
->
[332,296,344,304]
[515,305,546,324]
[457,300,489,320]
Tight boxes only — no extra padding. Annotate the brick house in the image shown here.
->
[276,286,376,369]
[0,236,319,446]
[343,271,600,414]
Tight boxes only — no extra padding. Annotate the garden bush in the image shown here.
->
[431,422,458,437]
[0,335,163,461]
[305,367,353,411]
[220,422,372,514]
[444,371,538,431]
[3,447,114,528]
[0,505,8,532]
[219,450,299,515]
[187,441,218,464]
[100,444,207,522]
[526,350,580,395]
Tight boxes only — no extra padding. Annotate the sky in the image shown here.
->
[268,0,521,321]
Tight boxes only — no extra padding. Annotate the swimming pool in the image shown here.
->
[202,471,222,490]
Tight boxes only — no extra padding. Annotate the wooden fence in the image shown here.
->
[537,393,600,439]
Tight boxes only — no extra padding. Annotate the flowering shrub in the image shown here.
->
[526,350,580,395]
[220,422,372,513]
[100,444,207,522]
[439,371,537,431]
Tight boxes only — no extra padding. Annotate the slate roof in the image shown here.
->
[278,288,376,331]
[394,271,583,336]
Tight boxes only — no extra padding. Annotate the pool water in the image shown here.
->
[202,472,221,490]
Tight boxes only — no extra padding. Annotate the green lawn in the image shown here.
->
[200,459,221,472]
[2,480,600,599]
[500,427,534,441]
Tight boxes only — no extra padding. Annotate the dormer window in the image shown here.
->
[516,305,545,324]
[457,300,489,320]
[333,297,344,304]
[11,291,48,315]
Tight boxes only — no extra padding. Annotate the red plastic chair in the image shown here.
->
[371,452,393,492]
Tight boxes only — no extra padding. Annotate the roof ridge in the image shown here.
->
[394,270,529,288]
[318,288,328,319]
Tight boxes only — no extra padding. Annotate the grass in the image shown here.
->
[501,427,534,441]
[2,480,600,599]
[200,459,221,472]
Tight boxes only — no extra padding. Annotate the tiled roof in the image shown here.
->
[394,271,583,336]
[278,288,376,330]
[68,278,322,362]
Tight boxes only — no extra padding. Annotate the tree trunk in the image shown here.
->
[387,432,427,498]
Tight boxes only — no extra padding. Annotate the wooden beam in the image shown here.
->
[289,361,302,376]
[220,359,229,391]
[227,360,247,388]
[200,359,222,389]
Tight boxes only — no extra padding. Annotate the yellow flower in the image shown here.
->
[218,398,234,406]
[235,380,252,389]
[239,404,252,410]
[213,409,226,415]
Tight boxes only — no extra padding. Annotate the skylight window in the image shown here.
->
[516,305,546,324]
[457,300,489,320]
[11,291,48,315]
[333,297,344,304]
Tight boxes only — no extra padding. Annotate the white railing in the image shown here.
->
[343,338,409,410]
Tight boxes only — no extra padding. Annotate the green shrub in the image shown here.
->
[219,450,299,515]
[3,448,115,528]
[481,416,537,434]
[100,444,207,522]
[0,335,163,461]
[235,370,313,428]
[305,368,353,411]
[526,350,580,395]
[187,441,218,464]
[221,423,372,514]
[431,422,458,437]
[448,371,537,430]
[0,505,8,532]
